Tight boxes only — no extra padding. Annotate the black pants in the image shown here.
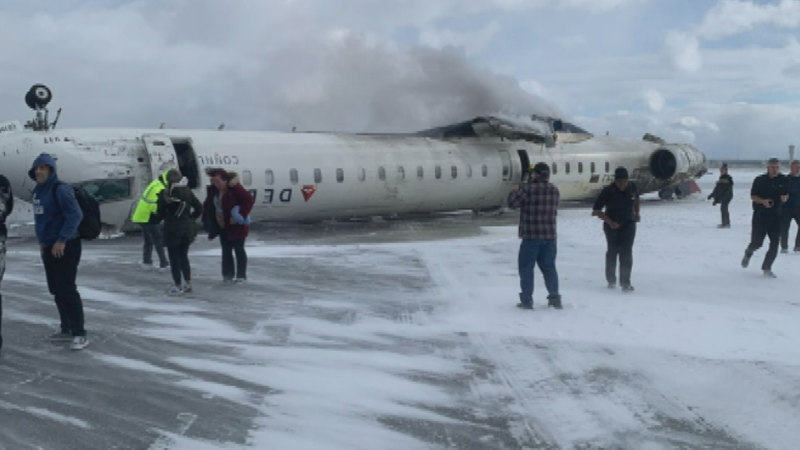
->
[779,206,800,250]
[746,212,781,271]
[141,223,168,267]
[604,222,636,287]
[1,238,5,349]
[719,200,731,226]
[167,239,192,287]
[221,237,247,280]
[42,239,85,337]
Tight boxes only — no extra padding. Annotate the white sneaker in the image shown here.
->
[140,263,154,270]
[158,265,171,273]
[70,336,89,350]
[182,283,192,293]
[169,286,183,295]
[234,278,247,284]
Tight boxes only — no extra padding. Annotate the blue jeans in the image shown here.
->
[518,239,559,303]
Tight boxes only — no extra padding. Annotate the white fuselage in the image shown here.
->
[0,120,706,232]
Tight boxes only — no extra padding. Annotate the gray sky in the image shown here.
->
[2,0,800,159]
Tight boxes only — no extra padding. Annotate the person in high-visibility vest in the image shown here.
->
[132,170,170,270]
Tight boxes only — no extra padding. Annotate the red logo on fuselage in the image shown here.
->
[301,185,316,202]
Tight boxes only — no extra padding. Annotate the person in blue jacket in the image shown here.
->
[29,153,89,350]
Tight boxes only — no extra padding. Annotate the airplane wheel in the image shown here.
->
[25,84,52,109]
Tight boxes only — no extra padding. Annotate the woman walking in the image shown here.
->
[157,169,203,294]
[202,168,254,282]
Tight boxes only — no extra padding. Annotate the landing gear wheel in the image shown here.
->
[25,84,52,109]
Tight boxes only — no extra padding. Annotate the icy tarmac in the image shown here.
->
[2,170,800,449]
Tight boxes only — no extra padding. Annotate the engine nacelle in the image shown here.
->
[649,144,704,182]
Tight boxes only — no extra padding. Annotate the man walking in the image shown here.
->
[707,163,733,228]
[507,162,562,310]
[592,167,640,292]
[131,170,170,271]
[29,153,89,350]
[742,158,788,277]
[779,160,800,253]
[0,172,13,351]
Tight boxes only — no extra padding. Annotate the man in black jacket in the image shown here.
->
[741,158,788,277]
[0,173,13,351]
[707,163,733,228]
[592,167,640,292]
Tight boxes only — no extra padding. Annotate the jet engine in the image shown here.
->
[649,143,704,182]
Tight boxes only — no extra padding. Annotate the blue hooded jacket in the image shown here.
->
[29,153,83,246]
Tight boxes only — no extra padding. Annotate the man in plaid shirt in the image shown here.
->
[507,162,562,310]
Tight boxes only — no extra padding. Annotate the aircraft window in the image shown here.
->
[605,162,610,173]
[502,162,510,178]
[565,162,571,174]
[466,164,472,178]
[378,166,386,181]
[290,169,298,185]
[451,166,457,179]
[77,178,131,203]
[590,162,596,173]
[578,162,583,174]
[336,168,344,183]
[358,167,366,182]
[242,170,252,186]
[482,164,488,177]
[417,166,424,179]
[435,166,442,179]
[265,169,274,186]
[314,168,322,183]
[552,163,558,175]
[398,166,405,180]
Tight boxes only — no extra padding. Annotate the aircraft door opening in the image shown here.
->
[517,149,530,183]
[171,138,200,189]
[141,134,178,180]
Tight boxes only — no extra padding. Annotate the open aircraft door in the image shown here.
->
[141,134,179,180]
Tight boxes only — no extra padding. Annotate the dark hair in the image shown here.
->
[768,157,780,165]
[532,162,550,177]
[166,168,182,185]
[205,167,229,180]
[614,167,629,180]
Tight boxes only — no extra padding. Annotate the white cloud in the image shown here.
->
[665,31,703,72]
[642,89,665,112]
[418,22,500,55]
[697,0,800,40]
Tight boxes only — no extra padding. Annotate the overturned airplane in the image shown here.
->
[0,84,706,233]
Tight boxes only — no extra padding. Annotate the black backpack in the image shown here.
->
[53,182,102,240]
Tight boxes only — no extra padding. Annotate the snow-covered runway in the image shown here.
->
[1,169,799,449]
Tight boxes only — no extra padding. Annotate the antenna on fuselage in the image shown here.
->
[24,84,54,131]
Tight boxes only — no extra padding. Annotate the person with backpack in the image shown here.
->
[0,173,13,352]
[28,153,88,350]
[202,168,254,282]
[131,170,170,271]
[157,169,203,295]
